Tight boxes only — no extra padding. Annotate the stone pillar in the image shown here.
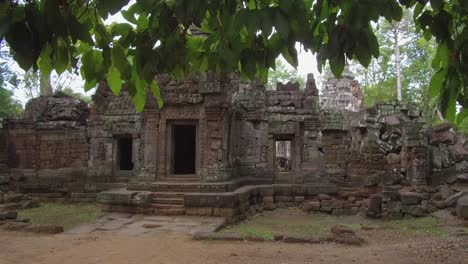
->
[200,107,232,182]
[139,111,159,181]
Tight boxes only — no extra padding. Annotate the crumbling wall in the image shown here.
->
[87,83,143,182]
[3,93,90,199]
[232,74,322,184]
[320,75,363,112]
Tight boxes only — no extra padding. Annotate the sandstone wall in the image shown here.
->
[2,93,91,199]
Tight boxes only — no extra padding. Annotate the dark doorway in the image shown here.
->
[117,137,133,170]
[173,125,196,174]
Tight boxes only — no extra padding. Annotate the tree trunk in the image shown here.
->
[393,27,402,101]
[39,72,52,96]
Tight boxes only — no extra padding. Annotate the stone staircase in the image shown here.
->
[150,192,185,215]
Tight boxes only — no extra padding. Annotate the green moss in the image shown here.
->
[18,202,103,230]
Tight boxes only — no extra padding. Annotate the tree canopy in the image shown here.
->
[0,42,22,118]
[267,59,305,90]
[350,8,436,110]
[0,0,467,121]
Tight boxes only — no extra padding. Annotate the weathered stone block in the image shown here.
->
[399,191,424,205]
[401,205,425,216]
[185,207,213,216]
[456,196,468,219]
[302,201,320,212]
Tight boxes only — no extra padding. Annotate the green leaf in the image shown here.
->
[330,55,345,78]
[111,43,132,80]
[432,42,449,69]
[37,44,53,76]
[136,13,149,29]
[446,99,456,123]
[84,79,97,91]
[413,3,425,19]
[107,65,122,95]
[111,23,133,37]
[54,43,69,74]
[275,11,289,39]
[97,0,130,19]
[430,0,443,10]
[429,68,447,97]
[456,108,468,126]
[367,30,379,58]
[131,72,147,112]
[150,79,163,108]
[281,46,298,68]
[68,17,93,44]
[122,9,137,24]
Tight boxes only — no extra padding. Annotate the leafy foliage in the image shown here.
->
[0,42,22,117]
[350,9,436,109]
[0,0,467,117]
[267,59,305,90]
[0,87,22,118]
[58,86,92,103]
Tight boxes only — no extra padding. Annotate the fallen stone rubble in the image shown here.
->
[0,191,39,227]
[193,225,366,246]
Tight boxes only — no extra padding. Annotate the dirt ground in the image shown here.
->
[1,228,467,264]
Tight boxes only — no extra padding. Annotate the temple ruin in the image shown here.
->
[1,73,467,222]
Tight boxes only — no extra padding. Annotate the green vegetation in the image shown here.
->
[1,1,467,119]
[0,42,22,118]
[0,87,22,118]
[350,9,435,110]
[267,59,305,90]
[223,208,452,240]
[18,202,103,230]
[381,216,447,237]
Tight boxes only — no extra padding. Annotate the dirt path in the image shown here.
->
[1,230,467,264]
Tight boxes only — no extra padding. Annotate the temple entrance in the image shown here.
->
[113,135,134,178]
[172,124,196,174]
[117,137,133,171]
[275,140,292,171]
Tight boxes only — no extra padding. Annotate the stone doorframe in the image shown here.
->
[112,133,137,179]
[268,121,302,183]
[165,120,200,178]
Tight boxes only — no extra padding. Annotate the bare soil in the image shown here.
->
[1,228,467,264]
[3,207,467,264]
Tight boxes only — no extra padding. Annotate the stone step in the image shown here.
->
[94,183,128,191]
[151,197,184,205]
[160,177,200,182]
[154,208,186,216]
[151,203,184,209]
[152,192,185,198]
[274,178,295,184]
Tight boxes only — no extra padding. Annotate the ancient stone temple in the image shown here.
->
[1,73,467,221]
[83,72,324,186]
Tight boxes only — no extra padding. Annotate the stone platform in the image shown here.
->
[97,183,339,222]
[66,212,226,236]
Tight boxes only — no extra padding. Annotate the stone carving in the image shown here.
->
[245,140,254,157]
[260,145,268,163]
[97,143,106,161]
[302,143,309,162]
[320,75,363,112]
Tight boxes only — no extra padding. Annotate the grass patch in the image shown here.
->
[18,202,103,230]
[222,208,450,239]
[234,227,275,240]
[382,217,448,237]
